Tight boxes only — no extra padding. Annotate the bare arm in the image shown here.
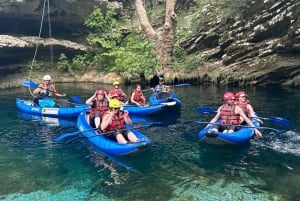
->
[209,107,222,124]
[32,84,43,95]
[236,106,262,137]
[123,110,132,126]
[247,104,264,124]
[100,113,114,131]
[85,92,96,105]
[51,85,66,97]
[130,92,139,105]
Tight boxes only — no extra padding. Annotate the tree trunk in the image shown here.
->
[133,0,158,43]
[133,0,177,75]
[157,0,177,74]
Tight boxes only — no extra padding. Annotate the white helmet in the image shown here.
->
[43,74,51,81]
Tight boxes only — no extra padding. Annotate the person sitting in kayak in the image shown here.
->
[33,74,66,97]
[32,74,66,106]
[85,89,109,129]
[151,77,171,99]
[130,84,148,106]
[101,99,139,144]
[108,81,127,104]
[235,90,263,124]
[207,91,262,136]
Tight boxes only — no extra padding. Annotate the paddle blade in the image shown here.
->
[54,132,79,142]
[196,107,216,114]
[267,117,290,127]
[173,83,191,87]
[70,96,83,104]
[22,79,38,88]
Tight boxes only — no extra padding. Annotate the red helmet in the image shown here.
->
[235,90,247,98]
[223,91,235,101]
[96,89,106,95]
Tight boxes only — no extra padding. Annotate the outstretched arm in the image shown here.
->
[237,106,262,137]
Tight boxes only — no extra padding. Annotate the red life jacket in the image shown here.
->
[220,104,240,125]
[132,90,145,105]
[236,101,249,116]
[103,111,125,132]
[89,99,108,118]
[109,88,125,101]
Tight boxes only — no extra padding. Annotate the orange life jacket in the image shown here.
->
[132,90,145,105]
[109,88,125,101]
[89,99,108,118]
[103,111,125,133]
[220,104,240,125]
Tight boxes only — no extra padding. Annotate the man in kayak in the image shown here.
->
[101,99,139,144]
[85,89,109,130]
[235,90,263,124]
[32,74,66,106]
[207,91,262,136]
[152,77,170,93]
[33,74,66,97]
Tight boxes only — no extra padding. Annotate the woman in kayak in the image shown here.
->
[101,99,139,144]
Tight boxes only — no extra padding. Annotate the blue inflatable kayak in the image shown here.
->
[76,112,152,155]
[121,104,164,116]
[149,92,181,106]
[198,119,260,144]
[16,98,89,118]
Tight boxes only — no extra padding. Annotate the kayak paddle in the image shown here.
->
[54,122,167,142]
[142,83,191,92]
[186,120,285,134]
[21,79,83,104]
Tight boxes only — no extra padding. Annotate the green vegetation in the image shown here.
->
[57,3,158,81]
[57,0,272,81]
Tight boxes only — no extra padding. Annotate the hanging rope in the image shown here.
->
[46,0,57,91]
[27,0,51,97]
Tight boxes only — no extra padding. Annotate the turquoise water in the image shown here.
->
[0,84,299,201]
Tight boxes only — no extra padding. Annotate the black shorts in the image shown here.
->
[105,130,129,141]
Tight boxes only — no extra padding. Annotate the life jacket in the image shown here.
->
[89,99,108,118]
[220,104,240,125]
[236,101,249,116]
[109,88,125,101]
[38,83,54,97]
[103,111,125,133]
[131,90,145,105]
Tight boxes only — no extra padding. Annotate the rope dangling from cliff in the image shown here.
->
[27,0,55,97]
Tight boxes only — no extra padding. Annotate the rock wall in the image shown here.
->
[180,0,300,86]
[0,0,98,37]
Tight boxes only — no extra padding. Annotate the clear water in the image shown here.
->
[0,84,299,201]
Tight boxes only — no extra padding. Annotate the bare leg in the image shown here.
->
[116,133,128,144]
[127,131,138,142]
[95,116,101,128]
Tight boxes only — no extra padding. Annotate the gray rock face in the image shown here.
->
[181,0,300,86]
[0,0,98,36]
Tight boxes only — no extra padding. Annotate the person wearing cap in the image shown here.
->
[207,91,262,136]
[33,74,66,97]
[86,89,109,129]
[101,99,139,144]
[108,81,127,103]
[151,77,170,93]
[235,91,263,124]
